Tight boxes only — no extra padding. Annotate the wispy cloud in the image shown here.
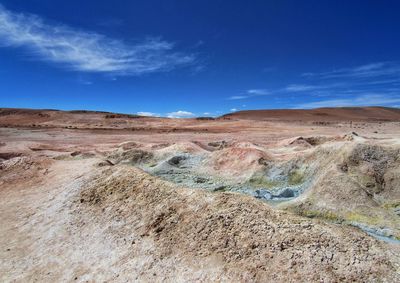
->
[230,108,237,112]
[285,84,325,92]
[167,110,195,118]
[228,95,248,100]
[0,5,195,75]
[294,94,400,109]
[225,62,400,109]
[304,62,400,79]
[282,63,400,109]
[283,83,351,94]
[247,89,269,95]
[228,89,270,100]
[137,111,159,117]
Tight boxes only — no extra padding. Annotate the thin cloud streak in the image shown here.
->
[229,63,400,109]
[0,5,195,75]
[226,62,400,107]
[228,89,270,100]
[294,94,400,109]
[284,84,332,92]
[228,95,248,100]
[247,89,269,95]
[303,62,400,79]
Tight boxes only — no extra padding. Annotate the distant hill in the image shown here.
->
[1,107,400,130]
[222,107,400,122]
[0,108,152,129]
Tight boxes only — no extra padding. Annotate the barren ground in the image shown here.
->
[1,107,400,282]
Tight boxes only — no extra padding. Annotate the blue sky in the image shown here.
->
[1,1,400,117]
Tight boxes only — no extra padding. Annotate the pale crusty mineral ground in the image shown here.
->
[1,107,400,282]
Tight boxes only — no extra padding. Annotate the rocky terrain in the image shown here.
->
[1,107,400,282]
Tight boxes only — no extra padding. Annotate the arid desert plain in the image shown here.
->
[1,107,400,282]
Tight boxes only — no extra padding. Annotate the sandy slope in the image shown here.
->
[1,157,399,282]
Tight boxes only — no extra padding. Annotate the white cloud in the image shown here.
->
[353,62,386,72]
[228,95,247,100]
[285,84,313,92]
[228,89,270,100]
[0,5,195,75]
[294,94,400,109]
[137,112,158,117]
[285,84,324,92]
[284,82,353,93]
[247,89,269,95]
[230,108,237,112]
[167,110,195,118]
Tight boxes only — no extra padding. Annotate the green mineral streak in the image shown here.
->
[288,170,304,186]
[382,201,400,209]
[247,176,280,189]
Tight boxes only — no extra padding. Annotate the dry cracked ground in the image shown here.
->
[1,107,400,282]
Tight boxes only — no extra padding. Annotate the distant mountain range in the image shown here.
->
[223,106,400,122]
[1,107,400,128]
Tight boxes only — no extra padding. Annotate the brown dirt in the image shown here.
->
[224,106,400,122]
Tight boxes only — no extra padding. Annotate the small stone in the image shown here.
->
[276,188,295,198]
[70,151,81,157]
[195,177,207,183]
[213,185,227,192]
[255,189,272,200]
[338,163,348,172]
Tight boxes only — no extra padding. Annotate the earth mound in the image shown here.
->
[78,165,400,282]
